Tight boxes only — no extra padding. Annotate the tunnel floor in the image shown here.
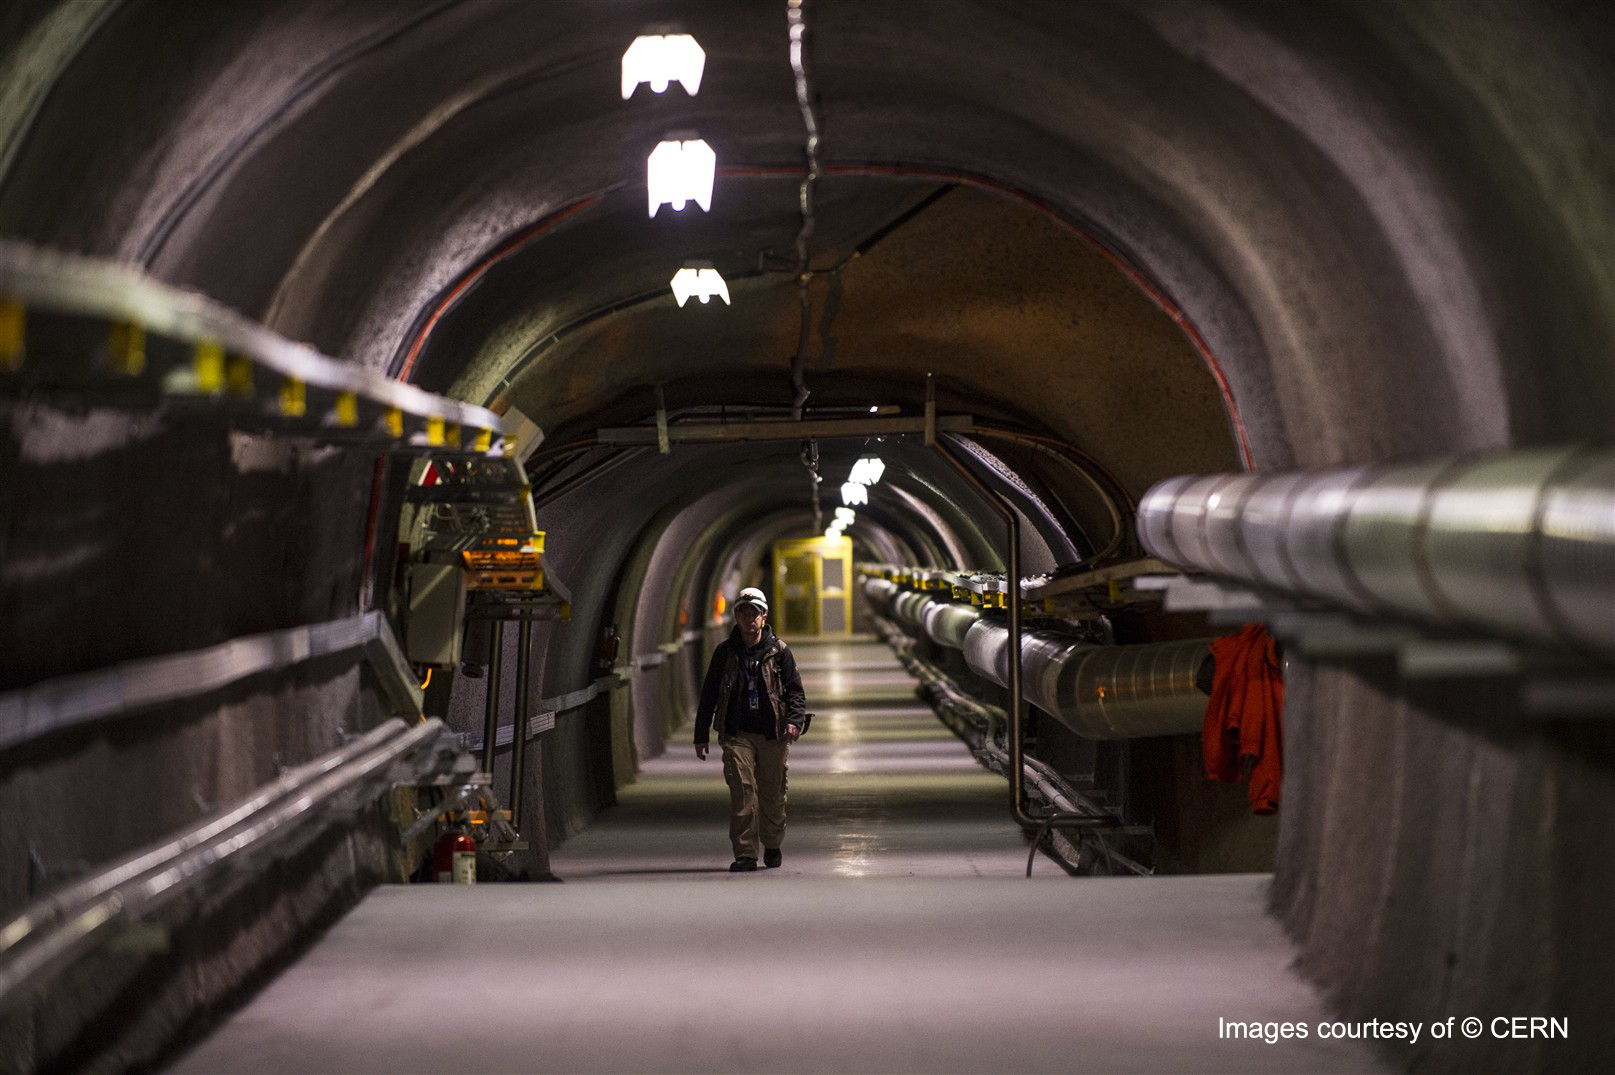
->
[171,637,1385,1073]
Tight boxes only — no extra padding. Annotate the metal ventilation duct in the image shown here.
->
[1137,446,1615,657]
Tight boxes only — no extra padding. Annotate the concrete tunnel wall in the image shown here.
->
[1,1,1613,1071]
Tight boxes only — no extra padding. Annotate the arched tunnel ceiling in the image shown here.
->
[533,435,1028,588]
[438,178,1241,498]
[3,0,1612,500]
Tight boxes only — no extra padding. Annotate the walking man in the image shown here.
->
[694,587,808,872]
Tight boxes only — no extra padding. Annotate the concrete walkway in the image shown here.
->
[172,637,1386,1074]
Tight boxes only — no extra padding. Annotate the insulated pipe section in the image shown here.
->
[863,577,899,616]
[962,620,1210,739]
[923,601,980,650]
[864,577,980,650]
[1138,446,1615,657]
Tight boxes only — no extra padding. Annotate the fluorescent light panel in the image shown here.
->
[647,138,715,217]
[621,34,705,99]
[670,267,730,307]
[849,456,886,485]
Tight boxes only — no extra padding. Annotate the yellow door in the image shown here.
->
[772,536,852,636]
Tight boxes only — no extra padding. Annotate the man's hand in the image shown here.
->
[694,742,709,760]
[785,723,802,743]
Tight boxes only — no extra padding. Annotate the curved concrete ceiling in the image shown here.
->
[3,0,1611,554]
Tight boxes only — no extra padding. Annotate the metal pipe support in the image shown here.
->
[508,619,532,827]
[480,621,504,775]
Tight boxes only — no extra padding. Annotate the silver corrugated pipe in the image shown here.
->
[962,620,1211,739]
[1137,446,1615,657]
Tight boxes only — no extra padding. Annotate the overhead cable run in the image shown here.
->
[787,0,821,418]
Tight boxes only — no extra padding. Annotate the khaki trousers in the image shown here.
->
[720,731,789,859]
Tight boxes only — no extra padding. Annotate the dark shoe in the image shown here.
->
[729,857,757,872]
[763,848,782,869]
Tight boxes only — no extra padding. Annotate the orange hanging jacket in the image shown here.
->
[1204,624,1284,814]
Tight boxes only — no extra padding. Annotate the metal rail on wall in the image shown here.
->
[0,611,423,754]
[0,717,508,1015]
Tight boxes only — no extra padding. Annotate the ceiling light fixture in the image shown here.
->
[621,34,705,99]
[647,137,715,217]
[841,481,868,506]
[834,507,856,526]
[849,455,886,485]
[670,265,730,307]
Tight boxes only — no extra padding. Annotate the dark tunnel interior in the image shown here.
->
[0,1,1612,1071]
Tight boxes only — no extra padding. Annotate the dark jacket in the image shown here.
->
[693,626,807,744]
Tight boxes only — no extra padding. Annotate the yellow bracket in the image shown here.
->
[384,407,403,437]
[108,321,145,376]
[194,339,224,394]
[333,392,359,427]
[0,299,23,371]
[473,428,492,453]
[279,376,306,417]
[226,354,254,396]
[445,422,462,449]
[426,415,445,446]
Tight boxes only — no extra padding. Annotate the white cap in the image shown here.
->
[735,587,768,614]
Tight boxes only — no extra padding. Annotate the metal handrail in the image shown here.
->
[935,434,1119,836]
[0,718,446,1013]
[874,618,1147,876]
[0,610,423,753]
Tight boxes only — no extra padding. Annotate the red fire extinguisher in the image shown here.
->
[433,818,477,884]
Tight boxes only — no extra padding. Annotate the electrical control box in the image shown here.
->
[406,563,466,665]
